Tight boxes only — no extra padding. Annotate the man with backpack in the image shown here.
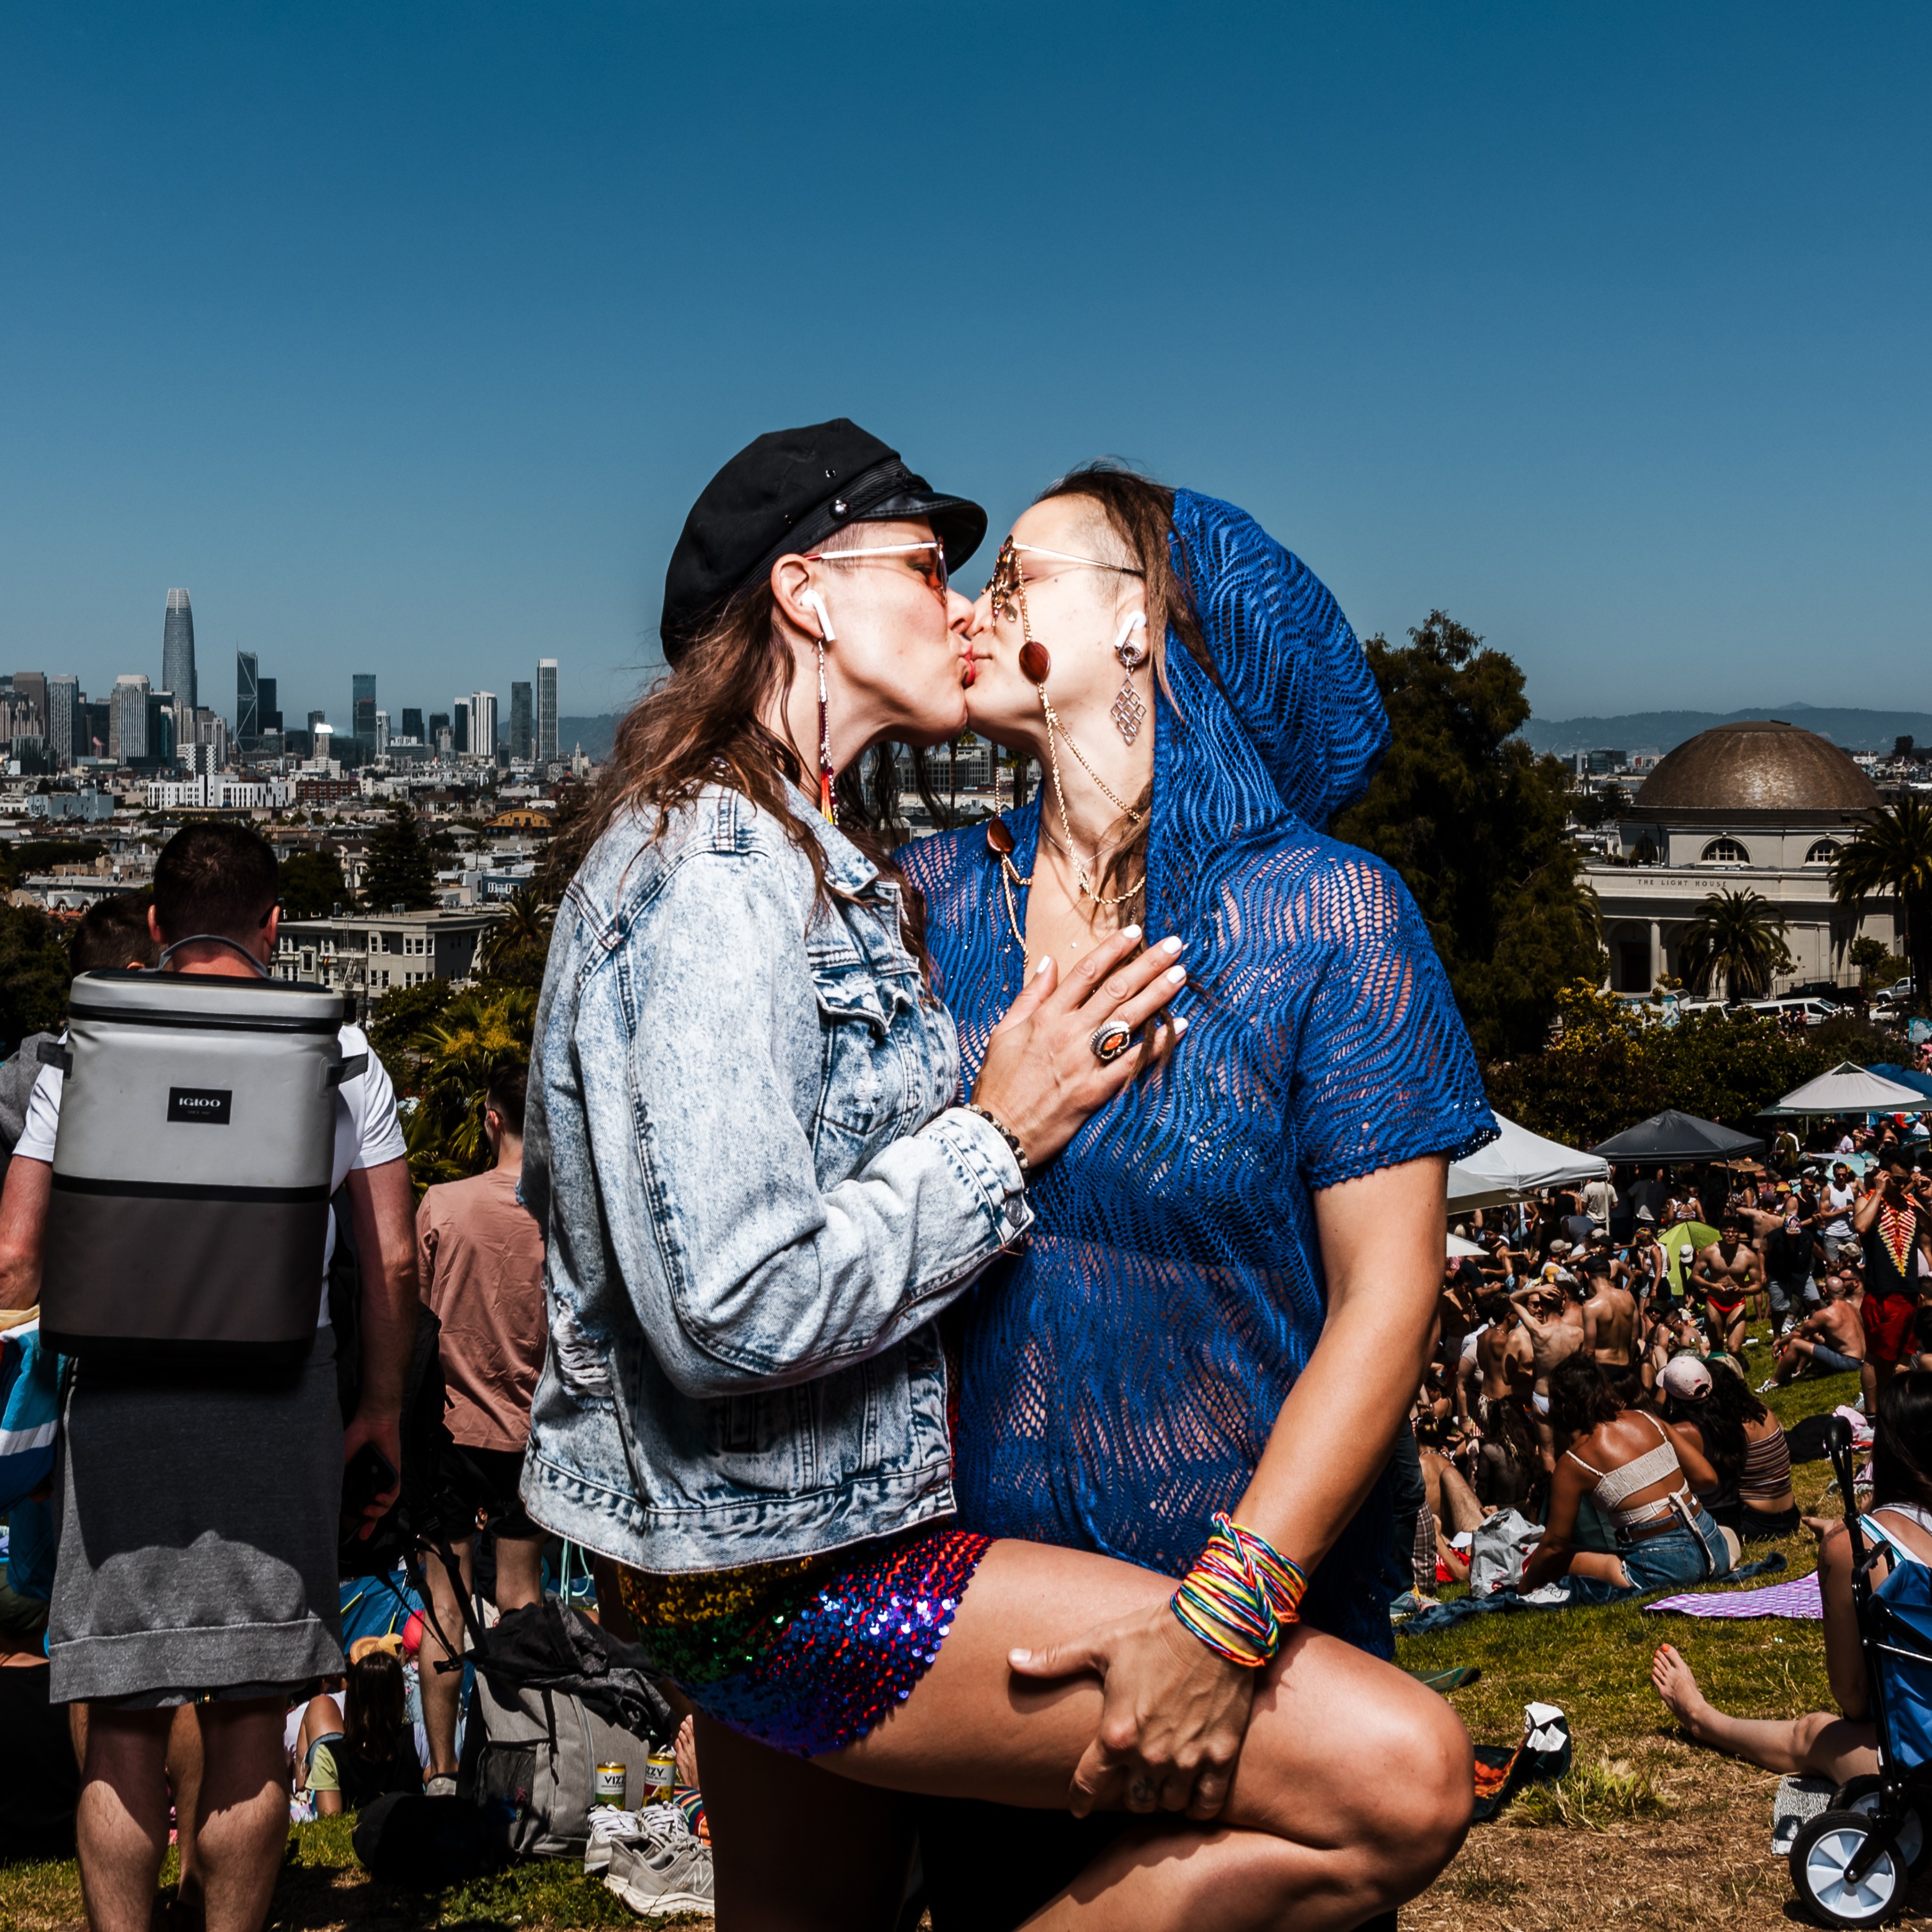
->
[0,823,419,1932]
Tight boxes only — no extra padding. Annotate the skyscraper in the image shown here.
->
[509,682,532,761]
[12,673,46,731]
[257,677,282,734]
[374,709,390,757]
[47,675,79,767]
[452,700,470,754]
[469,691,498,757]
[428,711,450,751]
[352,673,376,763]
[163,590,197,715]
[110,675,151,763]
[537,659,558,764]
[401,707,424,741]
[237,652,260,744]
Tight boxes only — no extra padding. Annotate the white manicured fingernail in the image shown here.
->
[1163,935,1185,953]
[1122,924,1142,940]
[1167,965,1186,983]
[1035,956,1052,975]
[1174,1016,1189,1034]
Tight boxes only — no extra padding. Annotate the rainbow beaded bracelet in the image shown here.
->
[1170,1513,1309,1669]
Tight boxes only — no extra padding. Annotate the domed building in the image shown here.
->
[1589,719,1895,995]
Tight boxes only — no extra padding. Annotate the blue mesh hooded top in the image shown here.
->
[897,490,1496,1657]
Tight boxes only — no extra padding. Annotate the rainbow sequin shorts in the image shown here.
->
[618,1526,991,1758]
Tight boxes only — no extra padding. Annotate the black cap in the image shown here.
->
[660,418,987,662]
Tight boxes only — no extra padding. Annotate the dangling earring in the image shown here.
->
[802,589,838,824]
[1110,613,1148,745]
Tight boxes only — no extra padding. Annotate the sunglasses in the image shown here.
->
[802,541,949,601]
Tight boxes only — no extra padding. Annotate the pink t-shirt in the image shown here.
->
[416,1166,546,1454]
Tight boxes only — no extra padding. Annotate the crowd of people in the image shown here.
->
[3,416,1930,1932]
[1404,1131,1932,1600]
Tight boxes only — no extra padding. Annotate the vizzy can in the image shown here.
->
[594,1762,627,1808]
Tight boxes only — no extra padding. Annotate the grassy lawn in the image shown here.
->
[0,1336,1903,1929]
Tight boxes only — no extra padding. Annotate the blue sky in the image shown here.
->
[3,2,1926,729]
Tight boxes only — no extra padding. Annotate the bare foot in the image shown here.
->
[1651,1642,1713,1740]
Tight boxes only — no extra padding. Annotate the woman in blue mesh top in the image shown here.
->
[888,467,1499,1917]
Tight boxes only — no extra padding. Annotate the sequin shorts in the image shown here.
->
[618,1526,991,1759]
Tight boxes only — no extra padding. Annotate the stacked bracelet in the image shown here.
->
[962,1102,1029,1177]
[1170,1512,1308,1669]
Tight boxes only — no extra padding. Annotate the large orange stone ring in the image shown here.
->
[1090,1019,1135,1064]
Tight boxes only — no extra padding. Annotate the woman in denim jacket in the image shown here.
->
[522,423,1468,1932]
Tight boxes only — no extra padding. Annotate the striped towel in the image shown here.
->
[1645,1570,1823,1619]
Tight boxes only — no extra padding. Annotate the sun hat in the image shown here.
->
[1659,1355,1713,1400]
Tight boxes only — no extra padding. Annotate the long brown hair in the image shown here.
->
[343,1647,406,1762]
[1027,463,1213,913]
[559,532,935,952]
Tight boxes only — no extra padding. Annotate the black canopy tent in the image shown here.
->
[1588,1109,1765,1164]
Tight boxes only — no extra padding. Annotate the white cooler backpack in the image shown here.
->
[38,968,364,1371]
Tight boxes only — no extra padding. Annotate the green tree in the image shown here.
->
[1677,888,1792,1001]
[0,904,73,1050]
[0,841,106,892]
[475,887,554,989]
[1330,611,1604,1060]
[1485,982,1832,1147]
[361,798,439,912]
[365,978,457,1086]
[278,850,348,919]
[401,984,535,1189]
[1833,795,1932,1012]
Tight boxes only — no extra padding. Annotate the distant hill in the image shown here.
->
[1522,704,1932,757]
[557,714,618,762]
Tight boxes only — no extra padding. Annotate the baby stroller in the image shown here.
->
[1789,1417,1932,1925]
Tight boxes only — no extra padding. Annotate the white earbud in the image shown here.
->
[1112,611,1148,666]
[801,589,836,642]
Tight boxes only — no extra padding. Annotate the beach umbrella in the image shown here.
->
[1588,1110,1764,1163]
[1447,1232,1485,1258]
[1769,1062,1931,1116]
[1866,1063,1932,1102]
[1447,1112,1609,1212]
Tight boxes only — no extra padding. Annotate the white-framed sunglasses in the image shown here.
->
[801,541,949,599]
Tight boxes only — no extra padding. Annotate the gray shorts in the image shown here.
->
[50,1328,346,1704]
[1810,1344,1863,1377]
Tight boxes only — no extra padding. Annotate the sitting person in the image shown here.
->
[1520,1357,1733,1592]
[306,1640,421,1816]
[1765,1272,1866,1388]
[290,1679,345,1799]
[1660,1356,1800,1541]
[1651,1370,1932,1783]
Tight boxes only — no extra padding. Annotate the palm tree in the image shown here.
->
[476,886,554,988]
[1833,795,1932,1014]
[402,984,536,1186]
[1678,888,1793,1002]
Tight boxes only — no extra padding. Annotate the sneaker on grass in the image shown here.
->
[586,1804,689,1875]
[608,1833,715,1917]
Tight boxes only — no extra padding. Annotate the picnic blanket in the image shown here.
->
[1645,1568,1821,1620]
[1394,1553,1785,1635]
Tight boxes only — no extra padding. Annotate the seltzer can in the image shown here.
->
[594,1762,627,1808]
[642,1750,676,1804]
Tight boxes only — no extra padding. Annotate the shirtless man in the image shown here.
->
[1509,1274,1587,1475]
[1462,1290,1537,1508]
[1765,1273,1866,1388]
[1580,1254,1639,1369]
[1692,1216,1763,1360]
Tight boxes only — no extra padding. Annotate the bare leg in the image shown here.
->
[192,1700,293,1932]
[167,1703,206,1907]
[824,1540,1469,1932]
[1431,1457,1485,1536]
[492,1531,546,1613]
[76,1706,173,1932]
[1651,1644,1877,1781]
[421,1539,473,1780]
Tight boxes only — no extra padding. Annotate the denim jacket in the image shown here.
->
[519,783,1031,1574]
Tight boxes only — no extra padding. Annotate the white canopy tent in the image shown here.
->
[1770,1062,1930,1117]
[1447,1112,1611,1213]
